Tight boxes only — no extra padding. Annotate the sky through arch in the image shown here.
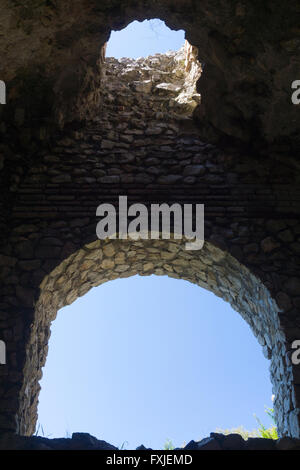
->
[37,275,273,449]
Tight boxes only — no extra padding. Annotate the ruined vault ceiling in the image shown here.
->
[0,0,299,154]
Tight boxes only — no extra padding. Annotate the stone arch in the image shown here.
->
[15,235,289,438]
[0,0,300,447]
[1,100,299,438]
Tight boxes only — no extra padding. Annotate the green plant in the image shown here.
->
[164,438,175,450]
[254,406,278,440]
[215,425,259,440]
[216,402,278,441]
[34,422,43,436]
[34,422,52,438]
[119,441,129,450]
[265,406,276,424]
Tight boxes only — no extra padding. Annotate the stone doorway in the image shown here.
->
[0,1,299,448]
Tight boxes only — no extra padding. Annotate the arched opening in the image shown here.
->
[18,237,289,444]
[1,11,298,444]
[36,274,273,449]
[0,0,299,450]
[92,18,202,131]
[102,19,202,119]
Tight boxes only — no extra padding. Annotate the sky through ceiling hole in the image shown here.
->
[106,19,185,59]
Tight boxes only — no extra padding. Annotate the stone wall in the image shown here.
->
[0,45,299,441]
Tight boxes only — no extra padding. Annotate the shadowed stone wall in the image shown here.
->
[0,0,299,447]
[1,431,300,450]
[0,1,299,153]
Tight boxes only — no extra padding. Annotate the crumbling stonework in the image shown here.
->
[103,43,201,120]
[0,1,299,153]
[0,0,299,450]
[1,431,300,451]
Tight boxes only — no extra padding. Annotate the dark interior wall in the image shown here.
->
[1,121,300,437]
[0,0,299,443]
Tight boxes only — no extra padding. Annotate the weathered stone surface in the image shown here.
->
[0,432,117,450]
[196,437,222,450]
[276,292,293,312]
[284,278,300,296]
[245,437,276,450]
[2,431,300,451]
[183,439,199,450]
[276,436,300,450]
[221,433,246,450]
[261,237,280,253]
[183,165,205,176]
[133,80,153,94]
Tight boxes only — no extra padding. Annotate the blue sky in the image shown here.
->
[36,20,273,450]
[106,19,185,59]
